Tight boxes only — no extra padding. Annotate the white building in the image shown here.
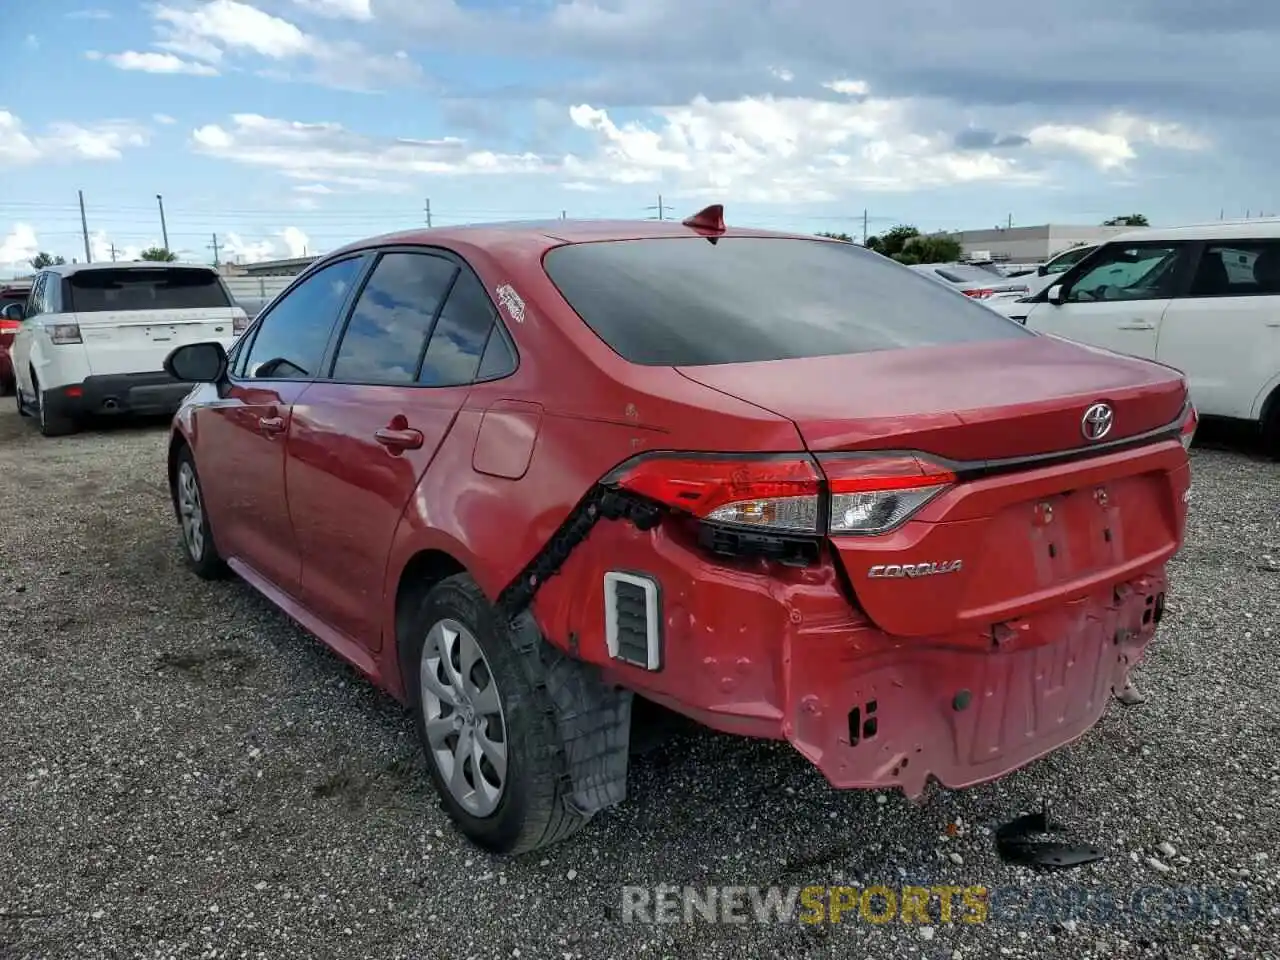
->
[948,224,1141,263]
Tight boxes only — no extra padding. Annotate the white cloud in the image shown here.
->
[563,87,1033,201]
[156,0,312,60]
[190,113,548,187]
[769,67,794,82]
[0,111,149,168]
[0,224,39,269]
[219,228,310,263]
[290,0,371,20]
[88,231,146,263]
[154,113,178,125]
[103,51,219,75]
[66,8,112,19]
[1027,112,1208,170]
[278,226,310,257]
[135,0,420,91]
[824,78,869,96]
[293,183,334,194]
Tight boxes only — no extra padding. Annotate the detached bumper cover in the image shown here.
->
[785,572,1166,799]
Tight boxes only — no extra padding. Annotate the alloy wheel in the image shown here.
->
[176,462,206,561]
[419,618,509,817]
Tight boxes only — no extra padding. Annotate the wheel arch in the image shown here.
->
[390,547,469,702]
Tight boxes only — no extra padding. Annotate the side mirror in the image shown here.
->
[1,302,23,322]
[165,341,227,383]
[1047,284,1065,305]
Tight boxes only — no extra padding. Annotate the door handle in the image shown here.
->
[1117,321,1155,330]
[258,415,286,435]
[375,427,424,452]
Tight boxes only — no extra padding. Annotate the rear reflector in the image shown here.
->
[610,452,955,538]
[1179,404,1198,451]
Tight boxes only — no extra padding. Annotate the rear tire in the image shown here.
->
[404,574,587,855]
[1263,402,1280,461]
[173,446,229,579]
[33,373,77,437]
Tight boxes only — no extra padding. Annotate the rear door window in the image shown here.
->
[542,237,1031,366]
[1185,240,1280,297]
[67,267,233,313]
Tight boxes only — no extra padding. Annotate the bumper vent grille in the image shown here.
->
[603,571,662,670]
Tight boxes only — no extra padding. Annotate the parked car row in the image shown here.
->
[154,207,1196,855]
[906,261,1033,301]
[988,221,1280,454]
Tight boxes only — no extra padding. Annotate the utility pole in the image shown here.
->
[109,243,118,262]
[209,233,220,267]
[561,210,566,219]
[78,189,92,263]
[646,194,667,220]
[156,194,170,253]
[424,198,432,228]
[862,208,868,244]
[1007,213,1013,229]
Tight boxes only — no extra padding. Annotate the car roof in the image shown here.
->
[1111,219,1280,244]
[40,261,219,278]
[327,216,821,260]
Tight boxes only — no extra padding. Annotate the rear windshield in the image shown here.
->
[67,268,232,313]
[543,237,1031,366]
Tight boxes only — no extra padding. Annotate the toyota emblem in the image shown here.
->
[1081,402,1114,441]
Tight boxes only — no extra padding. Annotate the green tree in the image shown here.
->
[816,231,854,242]
[139,247,178,262]
[864,224,920,258]
[1102,214,1149,227]
[897,234,963,265]
[29,252,66,269]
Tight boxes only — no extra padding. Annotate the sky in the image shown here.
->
[1,0,1277,274]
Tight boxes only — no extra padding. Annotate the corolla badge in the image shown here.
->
[867,560,963,579]
[1081,402,1114,441]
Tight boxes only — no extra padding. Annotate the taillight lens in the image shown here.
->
[49,323,82,344]
[233,311,249,335]
[964,288,994,299]
[610,452,956,537]
[0,319,20,335]
[1179,404,1198,451]
[612,456,821,533]
[821,454,956,535]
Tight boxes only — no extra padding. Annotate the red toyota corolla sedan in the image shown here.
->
[163,207,1196,854]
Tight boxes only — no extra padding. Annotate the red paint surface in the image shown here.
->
[171,219,1193,797]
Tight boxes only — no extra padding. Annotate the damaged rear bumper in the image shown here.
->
[784,572,1165,799]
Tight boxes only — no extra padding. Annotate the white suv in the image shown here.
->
[4,262,247,436]
[1005,221,1280,456]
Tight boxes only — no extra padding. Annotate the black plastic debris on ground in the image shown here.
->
[995,805,1107,870]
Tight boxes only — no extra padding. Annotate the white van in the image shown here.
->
[1002,220,1280,456]
[5,262,247,436]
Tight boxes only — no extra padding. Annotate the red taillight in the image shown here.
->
[612,456,821,533]
[610,453,956,537]
[964,288,994,299]
[0,319,20,334]
[1179,404,1198,451]
[820,454,955,535]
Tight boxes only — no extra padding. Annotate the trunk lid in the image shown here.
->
[676,335,1186,461]
[679,335,1191,638]
[75,308,242,377]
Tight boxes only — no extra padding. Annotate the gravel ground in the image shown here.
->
[1,404,1277,960]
